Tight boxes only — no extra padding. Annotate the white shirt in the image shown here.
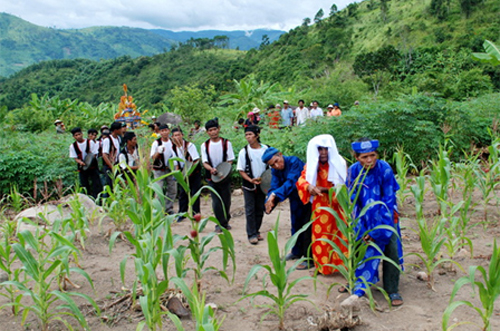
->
[310,107,324,118]
[119,148,139,169]
[201,139,235,168]
[102,135,120,163]
[173,141,200,168]
[236,144,269,178]
[150,139,176,168]
[295,107,310,125]
[69,139,99,160]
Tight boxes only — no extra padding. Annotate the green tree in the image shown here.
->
[380,0,390,22]
[302,17,311,27]
[353,45,401,97]
[329,4,338,16]
[169,84,216,122]
[314,9,324,24]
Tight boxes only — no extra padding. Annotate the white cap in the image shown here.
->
[252,107,260,113]
[283,100,289,104]
[275,103,281,108]
[327,104,334,108]
[54,120,62,124]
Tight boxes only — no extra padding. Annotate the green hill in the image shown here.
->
[1,0,499,110]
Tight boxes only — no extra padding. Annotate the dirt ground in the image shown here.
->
[1,187,500,331]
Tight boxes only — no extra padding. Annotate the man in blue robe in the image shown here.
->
[262,148,312,264]
[346,139,404,306]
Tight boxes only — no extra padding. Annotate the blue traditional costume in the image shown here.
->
[262,148,312,259]
[347,140,403,301]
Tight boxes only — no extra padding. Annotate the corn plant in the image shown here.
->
[441,200,472,263]
[0,218,23,315]
[101,172,132,232]
[442,240,500,331]
[109,167,178,331]
[408,174,462,290]
[393,147,417,204]
[452,160,479,245]
[168,159,236,289]
[6,184,32,213]
[168,277,225,331]
[63,193,91,249]
[0,227,98,331]
[322,179,401,310]
[241,217,315,330]
[429,145,452,215]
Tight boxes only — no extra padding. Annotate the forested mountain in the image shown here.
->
[0,13,284,77]
[1,0,499,110]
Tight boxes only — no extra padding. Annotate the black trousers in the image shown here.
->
[243,187,266,239]
[79,167,103,199]
[208,177,231,228]
[178,170,202,215]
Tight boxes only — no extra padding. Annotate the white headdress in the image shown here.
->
[305,134,347,187]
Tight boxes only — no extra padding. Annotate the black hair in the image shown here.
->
[123,131,136,143]
[88,128,98,135]
[110,121,122,132]
[171,127,183,134]
[205,119,219,130]
[71,127,82,136]
[194,120,200,125]
[268,104,275,109]
[238,118,244,124]
[298,99,305,104]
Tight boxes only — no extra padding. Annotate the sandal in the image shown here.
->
[338,284,350,293]
[296,260,313,270]
[389,293,403,306]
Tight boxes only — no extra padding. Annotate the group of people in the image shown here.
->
[238,100,344,130]
[69,115,403,307]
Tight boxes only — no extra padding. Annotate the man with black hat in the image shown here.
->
[236,125,269,244]
[201,119,235,232]
[150,124,177,215]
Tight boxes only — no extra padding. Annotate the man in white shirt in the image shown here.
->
[102,121,122,194]
[172,127,202,221]
[150,124,178,215]
[201,119,235,232]
[309,101,324,118]
[69,127,102,199]
[236,125,269,244]
[295,99,310,126]
[281,100,294,128]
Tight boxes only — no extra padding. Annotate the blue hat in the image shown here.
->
[351,140,379,154]
[262,147,279,163]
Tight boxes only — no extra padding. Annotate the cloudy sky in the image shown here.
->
[3,0,351,32]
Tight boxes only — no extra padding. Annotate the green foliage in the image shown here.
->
[473,40,500,66]
[442,240,500,331]
[170,84,217,122]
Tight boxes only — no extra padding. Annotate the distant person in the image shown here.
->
[201,119,235,233]
[119,131,140,175]
[262,147,312,266]
[354,100,360,106]
[87,128,98,142]
[69,127,102,199]
[309,101,323,118]
[252,107,261,123]
[295,99,309,126]
[244,111,258,127]
[281,100,294,128]
[102,122,122,193]
[233,118,245,130]
[189,120,205,138]
[237,125,269,245]
[326,103,341,117]
[267,105,281,129]
[150,124,177,215]
[54,120,65,134]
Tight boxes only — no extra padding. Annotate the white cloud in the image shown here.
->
[2,0,352,31]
